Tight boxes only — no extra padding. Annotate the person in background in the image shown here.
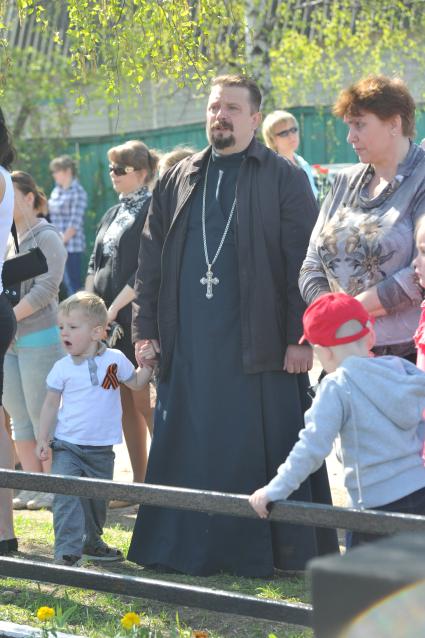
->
[250,292,425,547]
[4,171,67,511]
[86,140,159,504]
[299,75,425,363]
[35,292,155,566]
[158,146,195,177]
[48,155,87,295]
[262,110,318,198]
[0,108,18,555]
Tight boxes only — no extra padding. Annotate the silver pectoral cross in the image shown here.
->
[200,265,219,299]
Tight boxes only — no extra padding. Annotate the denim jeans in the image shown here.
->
[51,439,115,559]
[350,486,425,547]
[4,342,64,440]
[63,252,82,296]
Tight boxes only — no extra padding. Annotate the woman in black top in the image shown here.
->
[86,140,159,492]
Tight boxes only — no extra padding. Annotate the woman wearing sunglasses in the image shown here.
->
[85,140,159,501]
[262,110,318,199]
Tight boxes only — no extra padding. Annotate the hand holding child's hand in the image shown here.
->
[249,487,271,519]
[135,339,160,367]
[36,439,50,462]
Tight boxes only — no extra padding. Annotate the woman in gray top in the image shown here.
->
[3,172,67,511]
[299,75,425,359]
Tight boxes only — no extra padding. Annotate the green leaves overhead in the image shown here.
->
[7,0,425,107]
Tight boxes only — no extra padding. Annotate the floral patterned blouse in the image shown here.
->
[299,143,425,352]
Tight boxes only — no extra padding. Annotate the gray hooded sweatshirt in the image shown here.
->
[265,355,425,509]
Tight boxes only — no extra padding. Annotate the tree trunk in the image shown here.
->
[244,0,280,109]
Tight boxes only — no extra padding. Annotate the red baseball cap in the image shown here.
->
[299,292,373,347]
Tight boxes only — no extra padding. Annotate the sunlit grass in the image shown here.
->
[0,513,313,637]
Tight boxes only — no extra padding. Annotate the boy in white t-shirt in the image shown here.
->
[36,291,155,566]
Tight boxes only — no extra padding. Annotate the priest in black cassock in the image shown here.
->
[128,74,338,577]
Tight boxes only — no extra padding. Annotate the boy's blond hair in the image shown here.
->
[59,292,108,327]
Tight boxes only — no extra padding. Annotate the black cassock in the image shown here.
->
[128,151,338,576]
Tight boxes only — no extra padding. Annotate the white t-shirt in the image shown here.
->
[0,166,14,295]
[47,348,135,445]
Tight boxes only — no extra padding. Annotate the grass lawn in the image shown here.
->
[0,510,314,638]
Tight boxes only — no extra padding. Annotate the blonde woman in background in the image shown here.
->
[86,140,159,504]
[262,110,318,198]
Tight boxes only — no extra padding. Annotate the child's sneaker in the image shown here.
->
[82,544,124,562]
[108,499,136,509]
[0,538,18,555]
[54,554,82,567]
[27,492,54,510]
[12,490,38,510]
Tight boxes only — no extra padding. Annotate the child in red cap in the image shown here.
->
[250,292,425,547]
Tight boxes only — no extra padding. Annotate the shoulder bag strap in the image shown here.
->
[11,221,19,254]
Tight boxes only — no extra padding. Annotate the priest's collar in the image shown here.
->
[211,147,246,167]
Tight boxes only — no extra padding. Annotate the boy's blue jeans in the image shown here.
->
[350,486,425,548]
[51,438,115,559]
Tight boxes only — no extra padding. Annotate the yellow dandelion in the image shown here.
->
[36,607,55,622]
[121,612,141,630]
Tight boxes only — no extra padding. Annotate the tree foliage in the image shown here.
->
[4,0,425,112]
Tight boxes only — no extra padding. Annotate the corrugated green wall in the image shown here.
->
[23,106,425,269]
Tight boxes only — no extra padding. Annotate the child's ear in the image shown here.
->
[367,327,376,351]
[315,344,333,370]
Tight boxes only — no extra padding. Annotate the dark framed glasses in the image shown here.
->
[108,164,135,176]
[275,126,298,138]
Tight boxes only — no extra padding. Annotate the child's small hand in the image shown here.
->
[139,342,158,367]
[249,487,271,519]
[36,439,50,462]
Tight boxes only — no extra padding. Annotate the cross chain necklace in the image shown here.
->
[200,155,237,299]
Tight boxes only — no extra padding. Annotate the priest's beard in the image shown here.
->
[208,120,236,150]
[211,132,236,150]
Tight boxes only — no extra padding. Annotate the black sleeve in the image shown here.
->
[132,181,169,342]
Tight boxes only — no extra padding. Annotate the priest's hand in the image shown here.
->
[135,339,160,367]
[283,344,313,374]
[249,487,271,519]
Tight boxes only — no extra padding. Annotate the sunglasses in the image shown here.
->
[275,126,298,138]
[108,164,135,176]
